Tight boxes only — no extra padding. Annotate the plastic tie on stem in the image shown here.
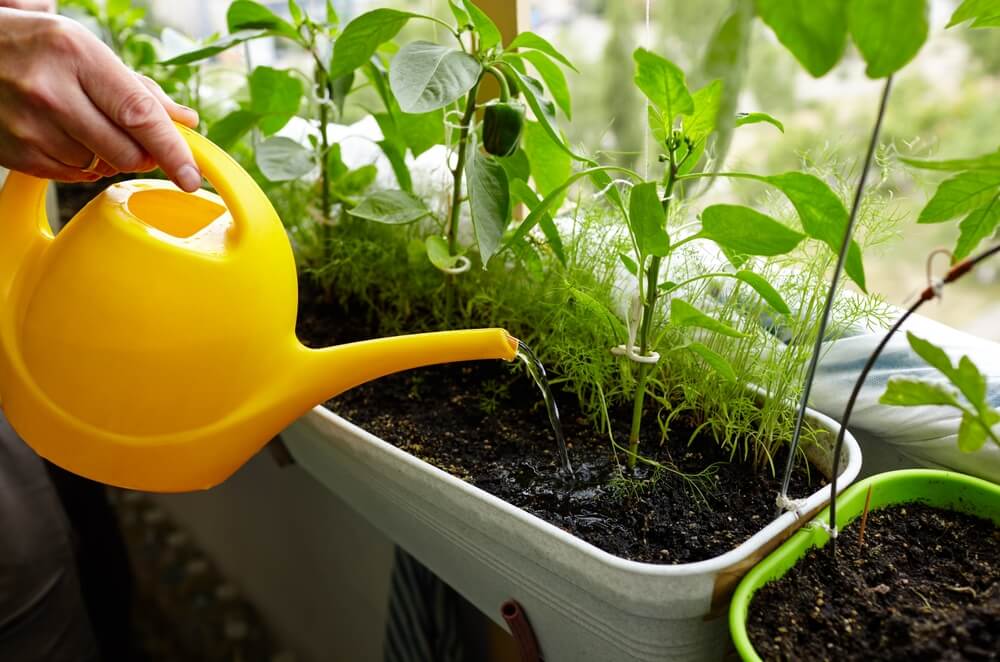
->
[806,518,839,539]
[593,178,634,201]
[435,255,471,275]
[775,492,808,517]
[611,294,661,365]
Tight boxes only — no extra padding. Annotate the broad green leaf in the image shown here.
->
[330,9,413,80]
[207,110,259,150]
[326,0,338,25]
[378,139,413,192]
[518,50,572,119]
[756,0,847,77]
[332,165,377,199]
[447,0,470,27]
[397,108,446,157]
[683,80,722,145]
[425,235,461,270]
[700,205,805,256]
[958,413,990,452]
[461,0,501,50]
[249,66,304,135]
[227,0,299,40]
[917,170,1000,223]
[879,378,961,408]
[500,150,531,185]
[351,190,430,224]
[522,120,571,204]
[287,0,303,25]
[633,48,693,125]
[503,67,588,162]
[955,195,1000,259]
[848,0,929,78]
[736,112,784,132]
[686,342,737,382]
[766,172,867,291]
[507,32,578,71]
[160,29,268,65]
[948,0,1000,28]
[628,182,670,258]
[389,41,482,113]
[907,331,992,411]
[670,299,746,338]
[509,178,565,264]
[901,149,1000,172]
[734,270,791,314]
[619,252,639,276]
[648,106,668,144]
[906,332,956,377]
[701,1,752,175]
[466,142,511,264]
[256,137,314,181]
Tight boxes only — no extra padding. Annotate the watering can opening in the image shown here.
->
[126,187,226,239]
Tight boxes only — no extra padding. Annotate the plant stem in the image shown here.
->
[448,79,481,255]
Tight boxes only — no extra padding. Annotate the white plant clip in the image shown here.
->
[437,256,471,275]
[775,492,808,517]
[611,293,661,364]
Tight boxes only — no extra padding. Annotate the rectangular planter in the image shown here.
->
[283,403,861,662]
[729,469,1000,662]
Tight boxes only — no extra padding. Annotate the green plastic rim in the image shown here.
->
[729,469,1000,662]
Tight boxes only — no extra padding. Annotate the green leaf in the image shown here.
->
[499,150,531,184]
[670,299,746,338]
[256,137,314,182]
[330,9,414,80]
[331,72,354,117]
[756,0,847,77]
[734,270,791,314]
[425,235,461,270]
[907,331,991,410]
[507,32,578,72]
[848,0,929,78]
[389,41,482,113]
[378,139,413,192]
[287,0,303,25]
[700,205,805,256]
[685,342,737,382]
[954,195,1000,260]
[948,0,1000,28]
[397,108,446,157]
[521,120,571,204]
[958,413,990,452]
[701,1,752,176]
[351,190,430,224]
[917,171,1000,223]
[879,378,961,408]
[509,178,565,264]
[628,182,670,258]
[332,165,377,199]
[632,48,693,126]
[227,0,299,40]
[901,149,1000,172]
[461,0,501,50]
[509,236,544,282]
[765,172,866,291]
[249,66,304,135]
[517,50,572,119]
[207,110,259,150]
[906,332,956,376]
[619,252,639,277]
[326,0,338,25]
[736,112,784,133]
[447,0,470,27]
[160,29,268,65]
[503,67,587,162]
[683,80,723,146]
[466,141,511,264]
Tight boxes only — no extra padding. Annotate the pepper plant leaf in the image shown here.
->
[227,0,300,41]
[466,141,511,265]
[683,80,723,146]
[734,270,791,314]
[522,120,571,205]
[506,32,578,71]
[947,0,1000,28]
[256,137,314,182]
[628,182,670,258]
[207,110,259,150]
[906,332,991,411]
[901,149,1000,171]
[755,0,847,77]
[958,413,991,452]
[503,66,588,161]
[955,195,1000,259]
[249,66,304,135]
[517,50,572,119]
[685,342,737,382]
[701,0,752,176]
[351,190,431,224]
[619,252,639,277]
[509,178,565,265]
[735,112,784,133]
[330,9,414,79]
[847,0,929,78]
[461,0,501,50]
[633,48,693,127]
[700,205,805,256]
[880,378,962,408]
[425,235,461,271]
[917,171,1000,223]
[389,41,482,113]
[160,29,268,65]
[447,0,470,27]
[670,299,746,338]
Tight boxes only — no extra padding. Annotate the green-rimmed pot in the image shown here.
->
[729,468,1000,661]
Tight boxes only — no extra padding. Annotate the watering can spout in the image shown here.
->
[0,173,52,296]
[293,328,519,406]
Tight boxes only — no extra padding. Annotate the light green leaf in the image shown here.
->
[683,80,723,146]
[462,0,502,50]
[521,120,571,204]
[958,413,989,452]
[917,170,1000,223]
[700,205,806,256]
[948,0,1000,28]
[632,48,693,126]
[447,0,470,27]
[734,270,791,314]
[330,9,414,80]
[756,0,847,77]
[906,332,957,377]
[880,378,961,408]
[619,252,639,277]
[648,106,668,144]
[503,67,587,162]
[670,299,746,338]
[507,32,578,71]
[351,190,430,224]
[378,139,412,192]
[686,342,737,382]
[227,0,299,40]
[160,29,268,65]
[389,41,482,113]
[509,178,565,265]
[425,235,461,271]
[256,137,314,182]
[848,0,929,78]
[736,112,784,133]
[765,172,867,291]
[207,110,259,150]
[901,149,1000,172]
[287,0,303,25]
[702,1,752,176]
[249,66,304,135]
[326,0,338,25]
[397,108,446,157]
[628,182,670,258]
[955,195,1000,260]
[518,50,572,119]
[500,150,531,185]
[907,332,993,411]
[332,165,377,199]
[466,141,511,264]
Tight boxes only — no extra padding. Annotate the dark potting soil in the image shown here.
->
[747,503,1000,661]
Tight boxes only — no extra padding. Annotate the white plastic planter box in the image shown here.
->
[282,405,861,662]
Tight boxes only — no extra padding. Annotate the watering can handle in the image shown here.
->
[174,122,279,243]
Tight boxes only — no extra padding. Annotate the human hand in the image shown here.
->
[0,0,55,12]
[0,9,202,190]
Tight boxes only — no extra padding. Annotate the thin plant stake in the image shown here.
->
[776,76,894,512]
[857,485,874,546]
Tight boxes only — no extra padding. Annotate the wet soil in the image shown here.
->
[747,503,1000,661]
[296,281,822,564]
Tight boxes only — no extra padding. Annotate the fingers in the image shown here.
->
[9,146,102,183]
[0,0,55,12]
[135,74,199,129]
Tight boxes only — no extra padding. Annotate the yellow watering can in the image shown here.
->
[0,124,518,492]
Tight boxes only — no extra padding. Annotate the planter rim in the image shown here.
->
[304,400,861,577]
[728,468,1000,662]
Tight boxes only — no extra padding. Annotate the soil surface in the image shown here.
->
[296,285,822,564]
[747,503,1000,661]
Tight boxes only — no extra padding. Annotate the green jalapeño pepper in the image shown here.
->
[483,101,525,157]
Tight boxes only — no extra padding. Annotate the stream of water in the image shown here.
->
[516,341,574,476]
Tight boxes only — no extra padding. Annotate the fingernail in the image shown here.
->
[176,164,202,192]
